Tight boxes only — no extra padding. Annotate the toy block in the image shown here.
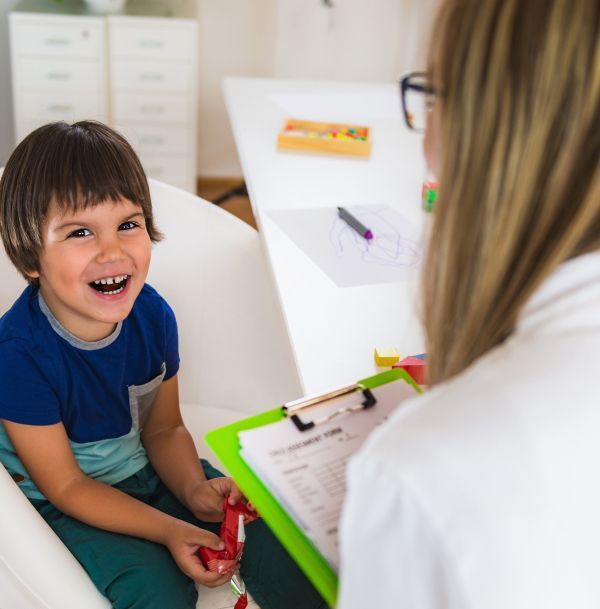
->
[374,347,400,367]
[413,353,426,360]
[422,182,437,213]
[393,355,427,385]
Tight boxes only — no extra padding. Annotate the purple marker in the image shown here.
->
[337,206,374,241]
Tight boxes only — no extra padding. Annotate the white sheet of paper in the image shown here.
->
[238,381,417,570]
[268,92,402,124]
[266,205,422,287]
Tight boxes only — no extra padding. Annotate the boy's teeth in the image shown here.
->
[104,286,125,295]
[95,275,127,284]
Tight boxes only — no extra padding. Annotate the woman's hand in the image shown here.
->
[185,477,248,522]
[164,518,233,587]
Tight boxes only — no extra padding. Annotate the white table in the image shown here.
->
[224,77,428,395]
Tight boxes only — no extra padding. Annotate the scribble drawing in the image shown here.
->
[329,206,421,269]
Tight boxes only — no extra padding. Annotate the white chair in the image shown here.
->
[0,175,302,609]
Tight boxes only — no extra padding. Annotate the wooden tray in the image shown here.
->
[277,119,371,157]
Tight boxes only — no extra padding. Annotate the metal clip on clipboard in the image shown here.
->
[282,383,377,432]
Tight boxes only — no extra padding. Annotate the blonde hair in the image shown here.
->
[423,0,600,386]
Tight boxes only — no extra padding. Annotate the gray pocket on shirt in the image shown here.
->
[128,362,166,431]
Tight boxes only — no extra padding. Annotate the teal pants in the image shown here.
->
[32,461,327,609]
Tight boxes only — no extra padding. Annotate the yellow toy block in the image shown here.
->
[374,347,400,367]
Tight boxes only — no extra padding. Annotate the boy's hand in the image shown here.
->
[165,519,234,587]
[186,477,249,522]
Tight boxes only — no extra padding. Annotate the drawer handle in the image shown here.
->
[139,39,165,49]
[140,73,165,82]
[47,104,73,112]
[47,72,71,81]
[139,137,165,145]
[45,37,70,46]
[140,105,165,114]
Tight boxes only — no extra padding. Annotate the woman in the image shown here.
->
[339,0,599,607]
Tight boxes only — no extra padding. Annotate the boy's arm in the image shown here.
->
[2,418,229,587]
[141,374,243,521]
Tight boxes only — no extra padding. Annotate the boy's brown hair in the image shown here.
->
[0,121,162,283]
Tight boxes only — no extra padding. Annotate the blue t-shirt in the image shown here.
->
[0,283,180,500]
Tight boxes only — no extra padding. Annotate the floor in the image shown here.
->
[197,177,257,230]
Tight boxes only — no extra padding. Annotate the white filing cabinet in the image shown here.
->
[9,0,198,193]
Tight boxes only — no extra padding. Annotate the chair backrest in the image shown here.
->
[0,174,301,609]
[147,178,302,411]
[0,173,302,410]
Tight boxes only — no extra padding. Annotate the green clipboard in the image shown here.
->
[204,368,422,607]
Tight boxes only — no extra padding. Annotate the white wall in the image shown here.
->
[0,0,438,177]
[199,0,439,177]
[0,0,18,167]
[197,0,276,177]
[274,0,438,82]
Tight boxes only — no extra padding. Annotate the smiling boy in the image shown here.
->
[35,197,151,341]
[0,121,326,609]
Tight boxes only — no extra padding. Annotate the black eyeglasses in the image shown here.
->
[399,72,437,132]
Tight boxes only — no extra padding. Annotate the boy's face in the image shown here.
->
[30,197,152,341]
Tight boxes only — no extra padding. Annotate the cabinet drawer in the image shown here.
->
[17,91,106,123]
[12,57,103,92]
[10,16,104,59]
[114,124,190,155]
[112,93,191,123]
[112,60,192,92]
[139,156,189,190]
[109,21,195,60]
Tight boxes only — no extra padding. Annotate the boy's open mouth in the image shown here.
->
[89,275,129,295]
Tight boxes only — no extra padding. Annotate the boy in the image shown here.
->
[0,121,326,609]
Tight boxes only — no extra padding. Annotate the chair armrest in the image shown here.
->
[180,403,253,473]
[0,464,110,609]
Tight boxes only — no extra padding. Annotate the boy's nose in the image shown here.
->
[96,236,126,263]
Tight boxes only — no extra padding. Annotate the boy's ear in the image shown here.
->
[26,269,40,279]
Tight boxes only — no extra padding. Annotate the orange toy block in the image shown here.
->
[393,356,427,385]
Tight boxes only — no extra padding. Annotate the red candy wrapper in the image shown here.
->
[199,498,258,573]
[199,499,258,609]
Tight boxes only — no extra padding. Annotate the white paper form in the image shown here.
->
[238,380,417,570]
[266,205,422,287]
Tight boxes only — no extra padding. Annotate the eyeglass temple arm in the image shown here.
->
[404,81,435,95]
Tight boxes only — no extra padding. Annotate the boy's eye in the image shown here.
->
[68,228,91,238]
[119,220,139,231]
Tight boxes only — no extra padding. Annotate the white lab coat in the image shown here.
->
[338,251,600,609]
